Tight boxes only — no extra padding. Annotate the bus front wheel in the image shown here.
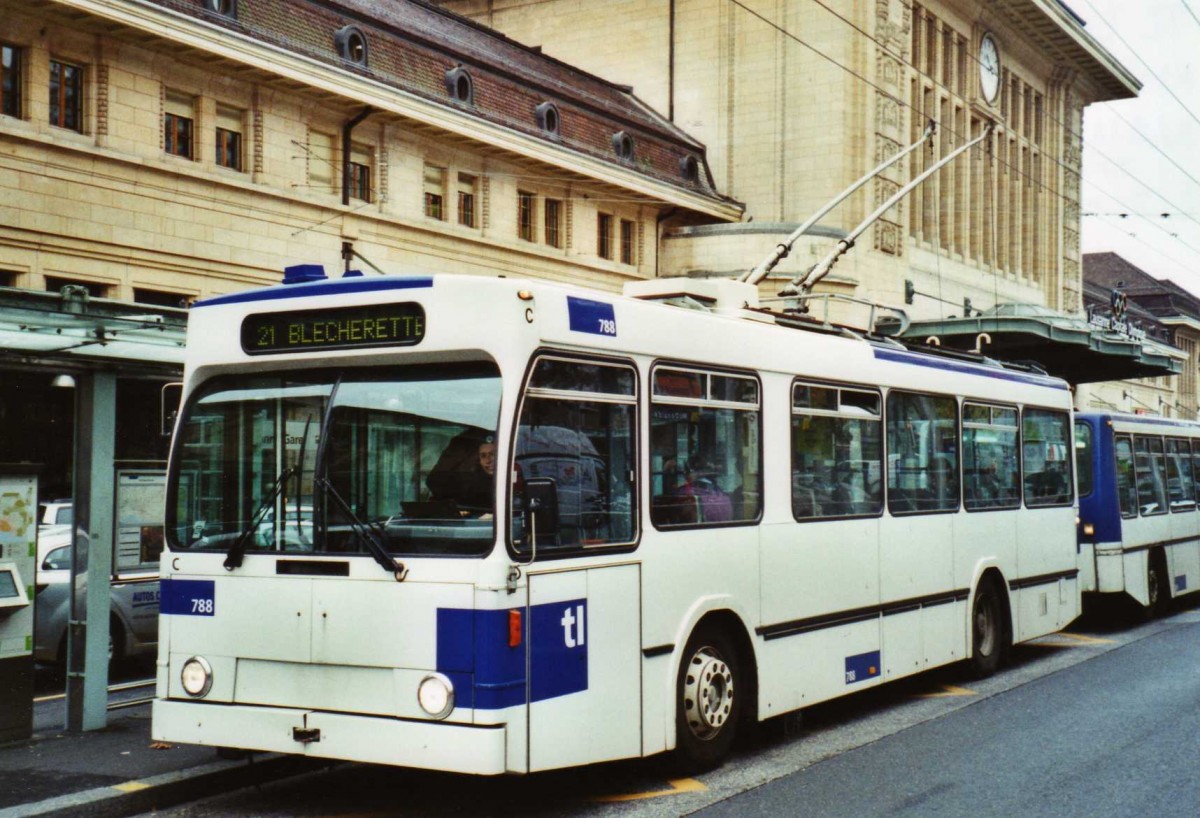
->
[1146,550,1170,619]
[969,579,1005,679]
[674,626,741,772]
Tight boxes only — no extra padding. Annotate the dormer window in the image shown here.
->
[202,0,237,17]
[335,26,368,66]
[535,101,560,136]
[445,66,474,105]
[680,155,699,182]
[612,131,634,162]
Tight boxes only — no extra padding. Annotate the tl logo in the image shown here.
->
[560,603,586,648]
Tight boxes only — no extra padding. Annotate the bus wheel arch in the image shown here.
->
[672,610,757,772]
[968,569,1011,678]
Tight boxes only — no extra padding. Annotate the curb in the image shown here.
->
[1,753,325,818]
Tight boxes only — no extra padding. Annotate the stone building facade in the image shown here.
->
[441,0,1139,334]
[0,0,737,307]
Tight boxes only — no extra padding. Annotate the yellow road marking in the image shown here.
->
[112,781,151,793]
[592,777,707,802]
[1043,631,1116,645]
[915,684,976,699]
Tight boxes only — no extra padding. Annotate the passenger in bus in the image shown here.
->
[675,458,732,523]
[426,434,496,516]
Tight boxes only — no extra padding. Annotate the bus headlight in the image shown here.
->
[417,673,455,719]
[1083,523,1095,537]
[181,656,213,698]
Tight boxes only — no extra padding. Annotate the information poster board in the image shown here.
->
[0,473,36,661]
[115,470,166,576]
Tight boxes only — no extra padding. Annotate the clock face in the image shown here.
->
[979,34,1000,104]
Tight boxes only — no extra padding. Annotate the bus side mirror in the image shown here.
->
[161,382,183,437]
[524,477,559,545]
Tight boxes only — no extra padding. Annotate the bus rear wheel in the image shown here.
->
[674,627,741,772]
[1146,551,1170,619]
[969,579,1005,679]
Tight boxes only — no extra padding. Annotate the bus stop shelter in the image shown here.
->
[0,286,185,734]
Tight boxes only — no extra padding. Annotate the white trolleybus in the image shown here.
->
[1076,411,1200,617]
[152,266,1079,774]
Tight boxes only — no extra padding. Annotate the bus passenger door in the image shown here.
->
[526,564,641,772]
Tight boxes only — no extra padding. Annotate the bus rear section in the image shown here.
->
[1076,412,1200,614]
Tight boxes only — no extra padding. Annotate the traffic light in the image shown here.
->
[904,279,915,305]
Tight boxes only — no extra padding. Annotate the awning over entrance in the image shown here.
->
[0,287,186,375]
[900,303,1184,385]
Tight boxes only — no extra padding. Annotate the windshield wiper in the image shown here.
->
[224,465,295,570]
[317,476,408,581]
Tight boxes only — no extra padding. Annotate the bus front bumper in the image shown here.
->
[152,699,508,775]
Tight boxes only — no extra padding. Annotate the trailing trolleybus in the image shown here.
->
[152,268,1079,773]
[1076,411,1200,616]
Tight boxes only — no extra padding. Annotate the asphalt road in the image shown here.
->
[143,600,1200,818]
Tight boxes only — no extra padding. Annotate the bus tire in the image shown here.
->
[674,626,741,772]
[969,578,1004,679]
[1146,550,1170,619]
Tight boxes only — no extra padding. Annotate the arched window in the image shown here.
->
[612,131,634,162]
[535,101,560,136]
[334,26,368,66]
[445,66,474,105]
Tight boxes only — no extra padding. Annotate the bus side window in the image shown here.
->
[1165,438,1195,512]
[1133,435,1168,516]
[1114,435,1138,518]
[963,403,1020,511]
[650,366,761,528]
[1022,409,1073,508]
[886,391,958,515]
[512,357,637,554]
[1074,422,1093,498]
[791,382,882,521]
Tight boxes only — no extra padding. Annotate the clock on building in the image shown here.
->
[979,33,1000,104]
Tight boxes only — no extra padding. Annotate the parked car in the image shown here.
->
[37,499,73,534]
[33,527,160,668]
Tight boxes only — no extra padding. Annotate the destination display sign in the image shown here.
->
[241,302,426,355]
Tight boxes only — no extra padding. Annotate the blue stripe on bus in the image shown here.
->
[194,276,434,308]
[160,579,215,616]
[872,348,1067,388]
[436,600,589,710]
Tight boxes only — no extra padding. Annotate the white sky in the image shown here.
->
[1076,0,1200,292]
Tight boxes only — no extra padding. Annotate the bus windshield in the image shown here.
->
[168,363,502,558]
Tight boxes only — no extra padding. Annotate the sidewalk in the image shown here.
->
[0,702,321,817]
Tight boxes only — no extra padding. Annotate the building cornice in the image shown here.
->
[996,0,1141,100]
[49,0,742,222]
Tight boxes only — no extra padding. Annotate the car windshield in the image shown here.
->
[167,363,502,558]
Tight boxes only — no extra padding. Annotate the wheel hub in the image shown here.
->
[975,596,996,656]
[683,647,734,740]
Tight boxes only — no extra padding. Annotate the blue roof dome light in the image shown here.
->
[283,264,329,285]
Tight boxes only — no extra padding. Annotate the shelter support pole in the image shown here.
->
[66,372,115,731]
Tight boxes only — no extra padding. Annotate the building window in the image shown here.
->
[49,59,82,132]
[597,213,613,259]
[215,106,243,171]
[535,101,560,136]
[0,270,16,287]
[620,219,635,265]
[445,66,473,105]
[456,173,477,227]
[544,198,562,248]
[680,155,699,182]
[2,44,21,118]
[424,164,446,219]
[334,26,368,66]
[164,91,194,159]
[518,190,535,242]
[134,288,189,308]
[45,276,107,298]
[349,144,372,202]
[308,131,335,195]
[202,0,237,17]
[612,131,634,162]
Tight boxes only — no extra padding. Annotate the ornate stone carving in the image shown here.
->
[95,64,109,137]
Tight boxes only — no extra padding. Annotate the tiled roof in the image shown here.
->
[150,0,724,202]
